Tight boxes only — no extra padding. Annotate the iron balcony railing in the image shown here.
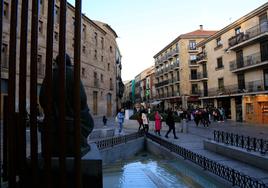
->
[214,131,268,155]
[155,79,169,88]
[188,45,197,51]
[196,51,207,62]
[229,52,268,71]
[95,132,145,150]
[203,80,267,96]
[189,72,207,80]
[146,133,268,188]
[228,21,268,48]
[190,89,201,95]
[189,59,198,66]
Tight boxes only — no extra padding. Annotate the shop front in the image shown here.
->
[243,94,268,124]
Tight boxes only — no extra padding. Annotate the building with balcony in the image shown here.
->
[139,66,156,103]
[1,1,121,118]
[153,25,216,110]
[197,2,268,124]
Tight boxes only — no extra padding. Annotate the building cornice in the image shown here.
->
[67,2,107,35]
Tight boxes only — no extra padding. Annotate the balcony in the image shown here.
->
[229,52,268,73]
[155,59,160,67]
[228,21,268,51]
[155,80,169,88]
[173,60,180,69]
[190,89,201,95]
[188,45,198,52]
[188,59,198,67]
[189,72,207,81]
[205,80,267,96]
[196,51,207,64]
[94,79,99,88]
[171,48,179,57]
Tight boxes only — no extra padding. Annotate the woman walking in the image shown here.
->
[117,108,125,134]
[165,110,178,139]
[154,111,162,136]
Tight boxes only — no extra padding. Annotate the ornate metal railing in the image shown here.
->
[229,21,268,48]
[146,133,268,188]
[95,132,144,150]
[213,131,268,155]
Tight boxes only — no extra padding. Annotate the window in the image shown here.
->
[216,37,222,47]
[82,67,86,77]
[82,45,86,53]
[191,84,198,94]
[94,50,97,59]
[101,74,103,82]
[264,69,268,90]
[110,78,113,90]
[37,55,44,76]
[246,103,253,114]
[54,32,58,41]
[218,78,224,91]
[38,20,43,33]
[110,46,113,53]
[3,2,9,20]
[40,0,45,15]
[108,63,110,71]
[94,72,98,87]
[72,17,75,26]
[101,37,104,49]
[259,13,267,24]
[54,5,60,24]
[1,44,8,68]
[235,27,241,35]
[190,69,197,80]
[94,32,98,46]
[237,73,245,90]
[189,40,196,50]
[216,57,223,69]
[101,56,104,62]
[82,24,86,40]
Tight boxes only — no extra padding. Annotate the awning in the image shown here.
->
[150,101,162,105]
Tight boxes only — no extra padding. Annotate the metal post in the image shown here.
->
[18,0,29,186]
[0,0,3,185]
[59,0,67,187]
[44,0,55,187]
[74,0,82,187]
[8,0,18,187]
[30,0,39,186]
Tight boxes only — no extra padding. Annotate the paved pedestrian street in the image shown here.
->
[93,118,268,184]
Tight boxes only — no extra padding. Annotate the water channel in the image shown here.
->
[103,152,226,188]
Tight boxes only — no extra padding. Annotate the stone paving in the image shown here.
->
[92,117,268,184]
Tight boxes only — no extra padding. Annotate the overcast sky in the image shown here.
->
[68,0,267,81]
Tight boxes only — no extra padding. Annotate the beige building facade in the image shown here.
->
[1,1,121,118]
[197,2,268,124]
[154,26,216,110]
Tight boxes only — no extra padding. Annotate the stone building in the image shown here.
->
[153,26,216,110]
[197,2,268,124]
[1,1,121,118]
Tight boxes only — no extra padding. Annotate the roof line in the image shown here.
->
[197,2,268,47]
[67,2,106,35]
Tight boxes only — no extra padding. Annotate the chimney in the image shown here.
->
[200,25,203,30]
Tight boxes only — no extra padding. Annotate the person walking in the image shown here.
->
[137,110,144,132]
[117,108,125,134]
[165,110,178,139]
[154,111,162,136]
[141,111,149,133]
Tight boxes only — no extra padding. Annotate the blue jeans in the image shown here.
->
[118,122,123,133]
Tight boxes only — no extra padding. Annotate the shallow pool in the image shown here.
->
[103,153,225,188]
